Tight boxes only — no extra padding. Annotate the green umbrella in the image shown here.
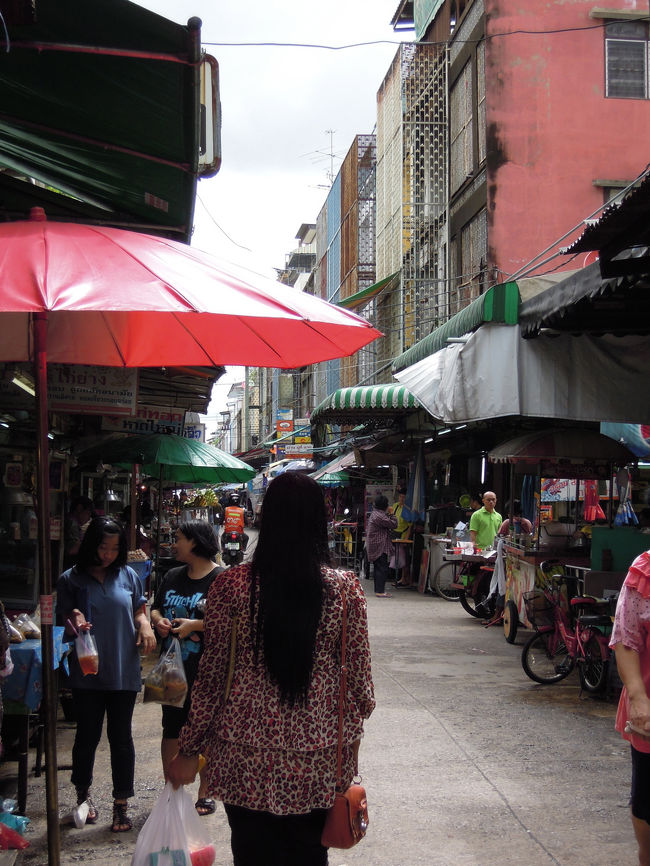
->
[317,471,350,488]
[80,432,255,484]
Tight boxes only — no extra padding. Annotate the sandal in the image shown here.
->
[195,797,216,816]
[375,592,392,598]
[111,800,132,833]
[76,789,98,825]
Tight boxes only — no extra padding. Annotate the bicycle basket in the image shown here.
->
[524,590,555,629]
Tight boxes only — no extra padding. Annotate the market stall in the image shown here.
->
[487,428,636,642]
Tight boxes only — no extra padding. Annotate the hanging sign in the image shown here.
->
[102,405,184,435]
[49,365,137,415]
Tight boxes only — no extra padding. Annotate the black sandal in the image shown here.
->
[111,801,132,833]
[76,789,98,824]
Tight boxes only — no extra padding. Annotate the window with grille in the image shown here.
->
[606,21,648,99]
[450,60,473,193]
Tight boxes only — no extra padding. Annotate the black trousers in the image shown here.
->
[71,689,137,800]
[372,552,389,594]
[224,803,329,866]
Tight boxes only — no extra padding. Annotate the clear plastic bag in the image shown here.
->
[131,782,215,866]
[143,638,188,707]
[12,613,40,639]
[74,631,99,676]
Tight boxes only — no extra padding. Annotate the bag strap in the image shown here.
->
[224,615,238,701]
[334,576,348,790]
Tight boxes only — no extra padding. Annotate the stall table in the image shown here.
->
[1,628,68,815]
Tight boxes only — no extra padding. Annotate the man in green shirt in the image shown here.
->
[469,491,502,550]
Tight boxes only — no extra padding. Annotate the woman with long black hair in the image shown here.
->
[168,471,375,866]
[57,517,156,832]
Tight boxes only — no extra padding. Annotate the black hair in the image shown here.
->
[177,520,218,559]
[374,494,388,510]
[76,517,127,572]
[251,472,330,706]
[398,487,407,495]
[70,496,96,516]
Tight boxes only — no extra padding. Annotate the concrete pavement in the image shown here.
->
[5,577,637,865]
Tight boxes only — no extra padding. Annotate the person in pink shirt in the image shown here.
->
[610,550,650,865]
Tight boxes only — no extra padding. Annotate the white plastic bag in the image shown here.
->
[131,782,215,866]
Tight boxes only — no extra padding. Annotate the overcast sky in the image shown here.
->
[137,0,409,423]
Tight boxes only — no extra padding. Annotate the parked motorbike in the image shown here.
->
[221,530,245,566]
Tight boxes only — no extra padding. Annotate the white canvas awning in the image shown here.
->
[394,324,650,425]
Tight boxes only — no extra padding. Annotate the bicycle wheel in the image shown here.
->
[521,629,575,684]
[432,561,462,601]
[578,632,609,694]
[459,573,493,618]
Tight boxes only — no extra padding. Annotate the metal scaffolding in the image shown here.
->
[376,42,449,363]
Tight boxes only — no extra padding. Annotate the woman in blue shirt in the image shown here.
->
[57,517,156,832]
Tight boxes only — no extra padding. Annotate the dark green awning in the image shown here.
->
[337,272,400,310]
[392,281,520,373]
[0,0,215,241]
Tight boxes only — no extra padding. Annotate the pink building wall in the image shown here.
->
[486,0,650,279]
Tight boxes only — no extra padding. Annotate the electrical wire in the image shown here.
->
[195,193,252,252]
[202,24,609,51]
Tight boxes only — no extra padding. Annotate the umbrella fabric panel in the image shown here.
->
[0,221,381,368]
[80,433,255,484]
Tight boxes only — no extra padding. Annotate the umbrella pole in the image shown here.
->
[129,466,138,551]
[155,465,164,586]
[34,313,61,865]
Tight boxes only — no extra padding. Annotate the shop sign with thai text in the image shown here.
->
[49,365,137,415]
[102,405,184,435]
[183,423,206,442]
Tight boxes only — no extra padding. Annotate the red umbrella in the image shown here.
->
[0,210,380,368]
[0,209,381,861]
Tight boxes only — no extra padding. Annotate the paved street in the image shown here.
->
[5,576,636,865]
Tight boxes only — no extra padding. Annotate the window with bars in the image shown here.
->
[450,59,473,193]
[606,20,648,99]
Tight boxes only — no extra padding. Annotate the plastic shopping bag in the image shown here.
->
[143,638,188,707]
[131,783,215,866]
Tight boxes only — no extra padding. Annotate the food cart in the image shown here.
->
[487,428,636,643]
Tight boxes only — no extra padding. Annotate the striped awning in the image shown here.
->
[392,281,520,373]
[310,384,419,424]
[337,272,400,311]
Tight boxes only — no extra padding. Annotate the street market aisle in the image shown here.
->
[7,581,635,865]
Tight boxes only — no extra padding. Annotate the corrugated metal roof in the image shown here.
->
[519,262,650,337]
[564,172,650,255]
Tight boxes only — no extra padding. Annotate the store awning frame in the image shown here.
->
[0,0,217,241]
[392,281,520,372]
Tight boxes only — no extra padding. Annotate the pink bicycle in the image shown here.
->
[520,576,613,694]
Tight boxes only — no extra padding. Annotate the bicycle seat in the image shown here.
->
[577,614,613,627]
[570,596,599,607]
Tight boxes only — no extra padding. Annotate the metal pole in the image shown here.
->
[33,312,61,865]
[155,464,164,584]
[129,465,138,551]
[243,367,250,452]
